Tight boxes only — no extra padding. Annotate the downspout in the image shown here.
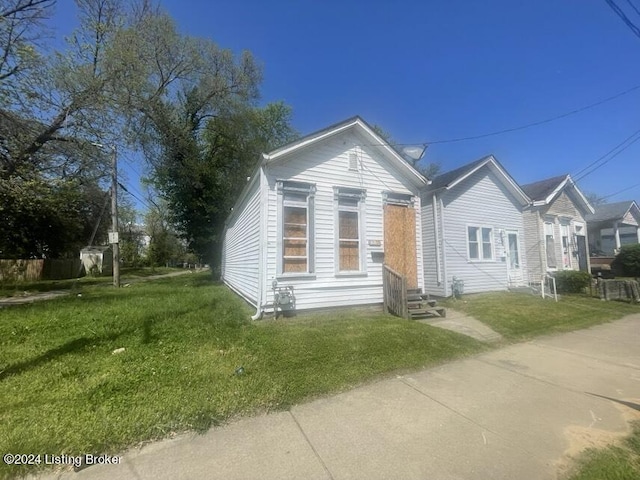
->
[251,164,268,320]
[432,193,442,285]
[439,194,449,296]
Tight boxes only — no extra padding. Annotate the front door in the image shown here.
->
[383,204,417,288]
[576,235,588,271]
[506,230,523,286]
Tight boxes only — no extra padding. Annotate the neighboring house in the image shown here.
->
[521,174,594,279]
[221,117,427,318]
[586,200,640,256]
[421,155,530,297]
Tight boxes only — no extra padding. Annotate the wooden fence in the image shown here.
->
[0,259,84,282]
[597,279,640,303]
[382,264,408,319]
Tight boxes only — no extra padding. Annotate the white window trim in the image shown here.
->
[334,187,367,275]
[466,225,494,262]
[277,181,315,278]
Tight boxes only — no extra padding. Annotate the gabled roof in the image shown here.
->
[585,200,640,223]
[262,116,428,188]
[521,174,595,214]
[425,155,529,206]
[520,175,568,202]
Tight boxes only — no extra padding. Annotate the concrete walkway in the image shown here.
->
[33,314,640,480]
[419,308,504,342]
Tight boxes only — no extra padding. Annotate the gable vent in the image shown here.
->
[348,152,359,171]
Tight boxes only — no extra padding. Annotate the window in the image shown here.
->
[335,188,365,273]
[467,226,493,261]
[544,221,557,269]
[279,182,315,275]
[560,223,571,269]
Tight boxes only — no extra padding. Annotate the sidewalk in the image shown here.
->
[34,314,640,480]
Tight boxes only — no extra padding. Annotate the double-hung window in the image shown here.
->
[467,226,493,261]
[335,187,365,273]
[544,221,557,269]
[279,181,315,275]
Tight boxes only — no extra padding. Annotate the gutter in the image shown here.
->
[432,193,442,285]
[251,165,269,320]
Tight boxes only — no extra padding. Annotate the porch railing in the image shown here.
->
[383,264,408,319]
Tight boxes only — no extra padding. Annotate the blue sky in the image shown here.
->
[52,1,640,206]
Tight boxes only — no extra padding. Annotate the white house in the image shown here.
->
[421,155,530,297]
[221,117,427,318]
[521,174,594,279]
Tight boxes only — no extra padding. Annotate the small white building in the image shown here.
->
[221,117,427,318]
[80,246,113,276]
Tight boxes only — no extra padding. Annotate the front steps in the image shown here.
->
[407,288,446,320]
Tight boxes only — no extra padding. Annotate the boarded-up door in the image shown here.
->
[384,204,418,288]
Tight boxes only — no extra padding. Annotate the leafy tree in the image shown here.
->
[149,100,297,267]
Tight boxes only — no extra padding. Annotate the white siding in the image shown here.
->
[523,209,543,280]
[263,130,423,311]
[437,169,527,294]
[222,178,261,305]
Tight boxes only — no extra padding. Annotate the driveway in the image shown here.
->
[36,314,640,480]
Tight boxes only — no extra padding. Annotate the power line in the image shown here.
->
[600,181,640,200]
[625,0,640,17]
[384,83,640,147]
[572,127,640,178]
[605,0,640,40]
[574,129,640,182]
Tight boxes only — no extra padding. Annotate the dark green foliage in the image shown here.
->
[149,102,298,266]
[553,270,592,294]
[612,244,640,278]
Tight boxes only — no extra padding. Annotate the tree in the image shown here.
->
[0,0,128,257]
[585,191,607,208]
[148,97,297,266]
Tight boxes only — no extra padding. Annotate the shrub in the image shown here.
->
[612,244,640,278]
[553,270,592,294]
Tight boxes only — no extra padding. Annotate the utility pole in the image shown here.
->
[110,145,120,287]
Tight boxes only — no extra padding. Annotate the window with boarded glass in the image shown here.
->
[279,183,314,275]
[335,189,365,273]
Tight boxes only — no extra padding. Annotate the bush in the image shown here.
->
[553,270,592,294]
[612,244,640,278]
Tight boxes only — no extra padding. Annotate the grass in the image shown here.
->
[442,292,640,341]
[565,421,640,480]
[0,273,485,479]
[0,267,184,297]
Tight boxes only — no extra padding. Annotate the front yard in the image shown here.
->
[1,275,638,479]
[443,292,640,341]
[0,272,484,478]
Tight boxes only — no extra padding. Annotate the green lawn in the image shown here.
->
[443,292,640,341]
[0,273,484,478]
[565,421,640,480]
[0,267,185,297]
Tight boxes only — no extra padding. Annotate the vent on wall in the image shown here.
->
[348,152,359,171]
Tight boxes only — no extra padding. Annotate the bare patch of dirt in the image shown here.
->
[555,398,640,479]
